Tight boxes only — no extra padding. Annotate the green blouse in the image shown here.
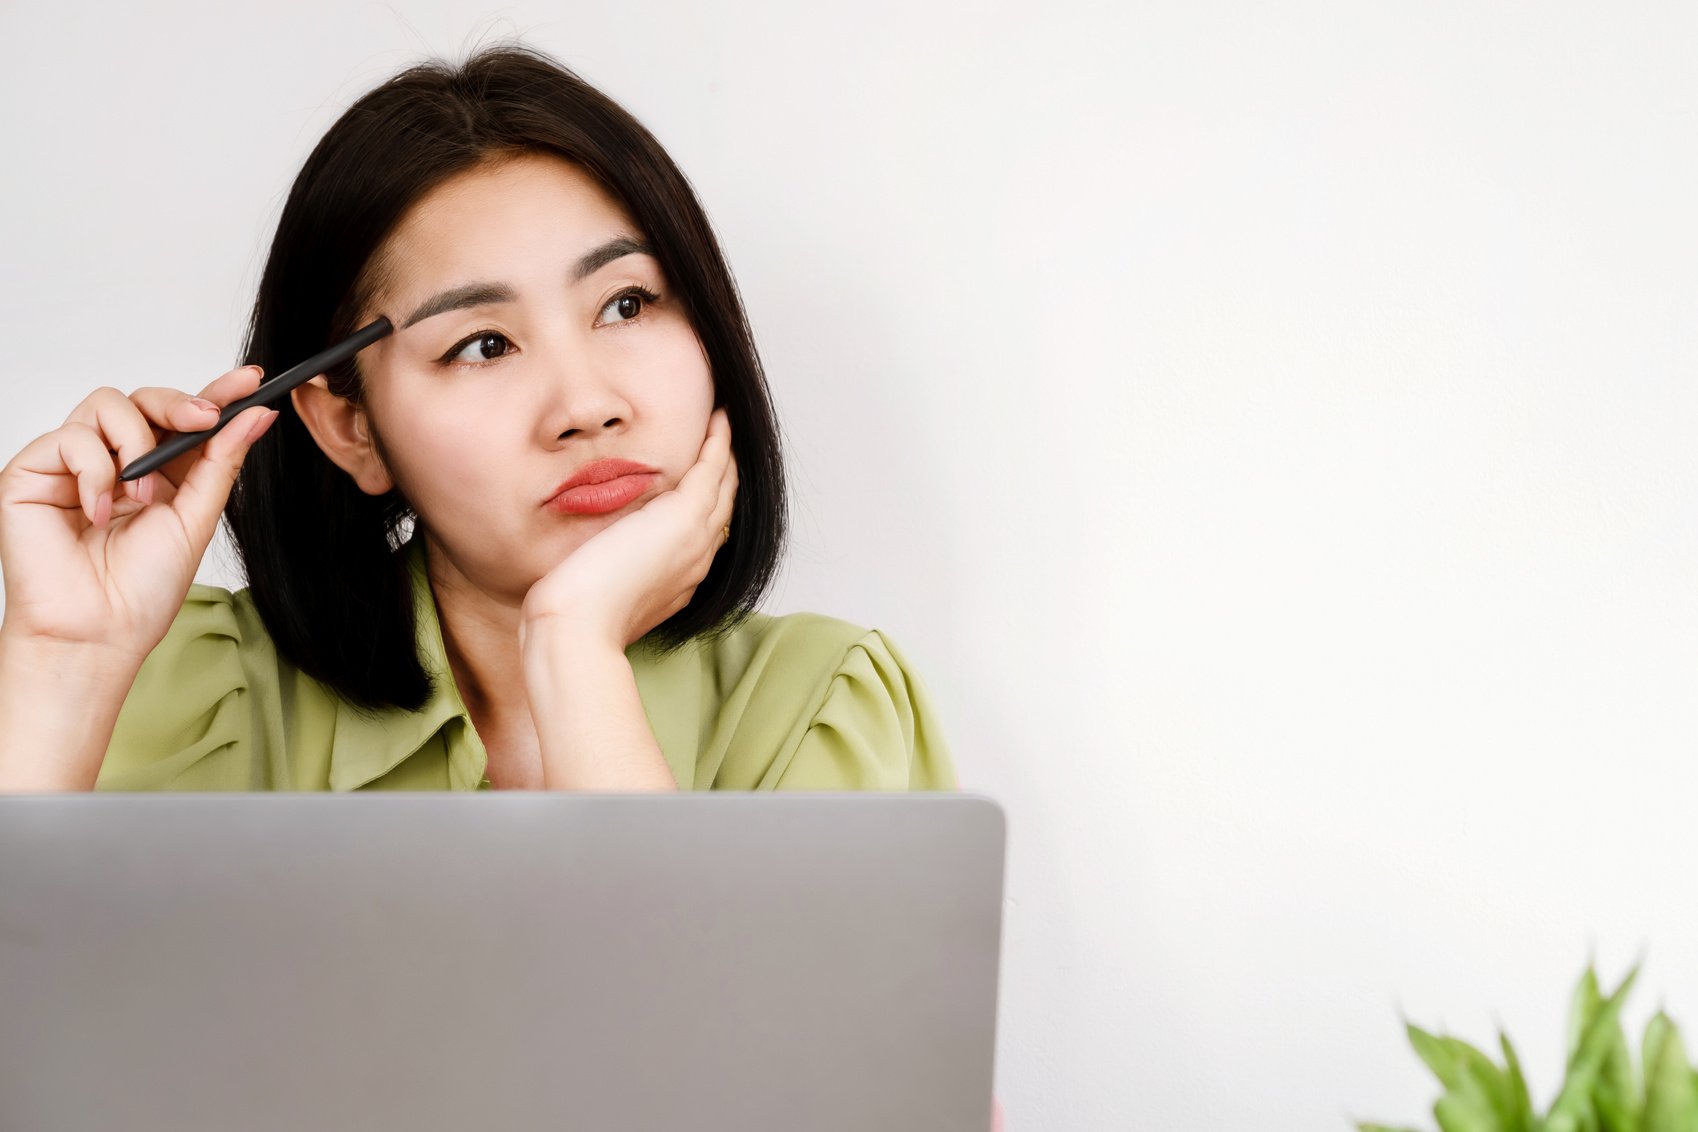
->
[94,543,957,793]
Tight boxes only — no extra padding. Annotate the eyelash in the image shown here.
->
[435,285,663,369]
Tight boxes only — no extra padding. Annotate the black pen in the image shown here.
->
[118,317,395,483]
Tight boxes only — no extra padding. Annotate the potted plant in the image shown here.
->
[1359,963,1698,1132]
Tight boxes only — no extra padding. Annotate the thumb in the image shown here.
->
[170,405,280,550]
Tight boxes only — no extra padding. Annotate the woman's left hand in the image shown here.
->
[520,407,738,652]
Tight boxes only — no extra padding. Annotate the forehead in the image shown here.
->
[372,152,640,296]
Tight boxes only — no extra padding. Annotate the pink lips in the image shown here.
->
[543,458,659,515]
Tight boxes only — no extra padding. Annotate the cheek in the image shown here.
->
[657,335,716,423]
[375,406,512,518]
[669,365,718,465]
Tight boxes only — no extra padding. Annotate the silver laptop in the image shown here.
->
[0,793,1004,1131]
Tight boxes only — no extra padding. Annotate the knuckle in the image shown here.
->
[60,420,99,445]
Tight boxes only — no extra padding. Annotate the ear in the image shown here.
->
[290,376,395,495]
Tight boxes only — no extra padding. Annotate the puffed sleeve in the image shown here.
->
[771,629,959,791]
[94,585,270,792]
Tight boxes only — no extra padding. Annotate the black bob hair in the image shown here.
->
[225,43,788,713]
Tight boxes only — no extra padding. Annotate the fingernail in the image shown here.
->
[246,409,280,443]
[190,398,219,414]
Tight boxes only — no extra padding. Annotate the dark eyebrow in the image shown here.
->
[571,235,654,283]
[400,281,516,331]
[398,236,657,330]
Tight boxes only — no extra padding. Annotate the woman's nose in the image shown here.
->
[538,351,634,441]
[556,412,626,440]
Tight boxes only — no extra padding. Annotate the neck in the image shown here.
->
[424,541,529,723]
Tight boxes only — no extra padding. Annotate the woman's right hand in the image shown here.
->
[0,367,279,664]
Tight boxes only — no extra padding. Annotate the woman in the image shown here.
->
[0,43,958,796]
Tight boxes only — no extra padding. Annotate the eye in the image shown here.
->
[433,285,662,369]
[439,331,514,368]
[600,285,661,326]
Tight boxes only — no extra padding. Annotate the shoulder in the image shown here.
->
[633,609,875,735]
[146,580,278,672]
[96,581,294,791]
[690,609,926,722]
[700,608,885,676]
[637,610,957,791]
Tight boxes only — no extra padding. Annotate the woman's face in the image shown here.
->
[345,151,716,602]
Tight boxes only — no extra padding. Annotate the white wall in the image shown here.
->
[5,1,1696,1127]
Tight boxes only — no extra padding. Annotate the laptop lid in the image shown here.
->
[0,793,1004,1132]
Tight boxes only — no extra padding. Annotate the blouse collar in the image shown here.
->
[326,539,487,791]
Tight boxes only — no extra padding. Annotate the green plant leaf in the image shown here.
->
[1569,967,1604,1064]
[1641,1011,1698,1132]
[1447,1035,1514,1123]
[1592,1078,1636,1132]
[1355,1124,1426,1132]
[1409,1023,1467,1091]
[1549,1104,1608,1132]
[1405,1017,1528,1123]
[1589,976,1639,1130]
[1435,1092,1499,1132]
[1547,964,1641,1130]
[1409,1029,1526,1130]
[1499,1031,1537,1132]
[1599,1001,1639,1107]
